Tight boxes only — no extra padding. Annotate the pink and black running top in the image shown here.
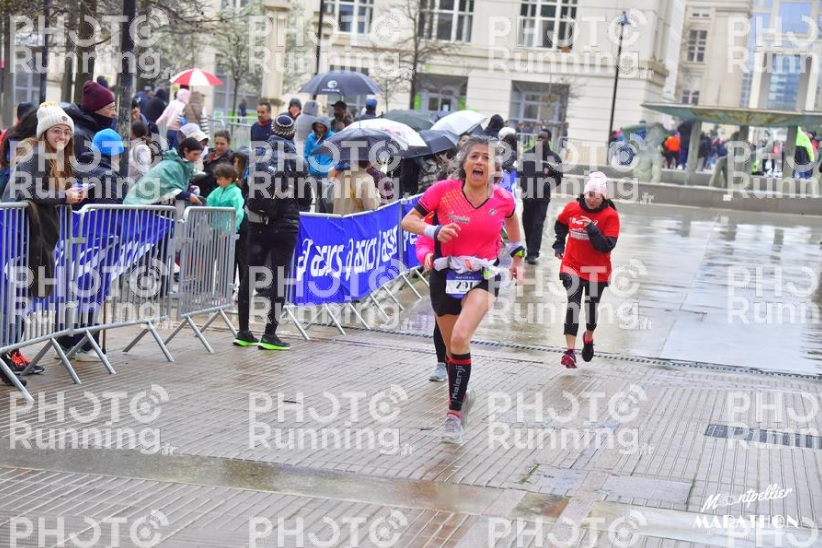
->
[414,179,516,261]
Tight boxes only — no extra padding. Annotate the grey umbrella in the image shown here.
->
[299,71,382,96]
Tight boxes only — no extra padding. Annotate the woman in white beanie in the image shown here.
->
[552,171,620,369]
[1,102,86,381]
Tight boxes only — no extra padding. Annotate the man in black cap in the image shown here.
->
[236,114,313,350]
[331,100,353,132]
[287,98,302,120]
[518,128,563,265]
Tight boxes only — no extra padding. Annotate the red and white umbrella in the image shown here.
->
[169,68,223,87]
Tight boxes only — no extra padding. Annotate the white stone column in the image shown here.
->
[261,0,292,104]
[804,54,819,110]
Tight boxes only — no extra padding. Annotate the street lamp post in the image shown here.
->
[606,11,630,161]
[313,0,327,100]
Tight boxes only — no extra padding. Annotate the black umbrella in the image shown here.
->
[404,129,459,158]
[314,128,402,163]
[383,110,435,131]
[299,71,382,96]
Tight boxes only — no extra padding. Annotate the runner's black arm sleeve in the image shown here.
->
[553,220,568,253]
[586,223,618,253]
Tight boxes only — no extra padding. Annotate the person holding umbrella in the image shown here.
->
[332,101,353,131]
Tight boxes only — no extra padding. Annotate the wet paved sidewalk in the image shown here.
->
[2,199,822,547]
[0,323,821,547]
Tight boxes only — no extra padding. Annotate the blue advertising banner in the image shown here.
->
[400,196,421,269]
[291,203,402,306]
[71,210,173,311]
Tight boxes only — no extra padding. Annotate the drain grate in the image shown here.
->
[705,423,822,449]
[355,327,822,381]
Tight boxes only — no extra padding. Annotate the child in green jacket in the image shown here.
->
[206,164,247,299]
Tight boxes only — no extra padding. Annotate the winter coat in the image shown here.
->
[62,102,114,158]
[206,182,245,232]
[304,119,335,178]
[178,91,210,136]
[518,143,562,201]
[74,151,127,204]
[331,167,381,216]
[245,135,313,234]
[197,148,234,198]
[155,89,190,131]
[124,149,195,205]
[8,142,71,297]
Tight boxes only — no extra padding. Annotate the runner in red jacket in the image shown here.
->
[552,172,620,368]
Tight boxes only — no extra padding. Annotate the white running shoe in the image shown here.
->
[442,414,464,444]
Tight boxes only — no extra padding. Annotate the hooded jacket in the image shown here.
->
[62,102,114,158]
[484,114,505,138]
[245,135,313,234]
[295,100,320,144]
[304,118,335,177]
[124,149,195,205]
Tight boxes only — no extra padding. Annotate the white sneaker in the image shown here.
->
[74,350,102,362]
[442,414,464,444]
[429,362,447,382]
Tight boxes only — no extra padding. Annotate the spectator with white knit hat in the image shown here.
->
[552,171,620,369]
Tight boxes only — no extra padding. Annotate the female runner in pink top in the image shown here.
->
[402,136,525,444]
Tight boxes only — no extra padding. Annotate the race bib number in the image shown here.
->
[445,270,482,299]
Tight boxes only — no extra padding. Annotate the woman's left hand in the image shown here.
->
[509,257,524,285]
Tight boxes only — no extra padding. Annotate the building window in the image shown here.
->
[14,72,39,106]
[509,80,569,131]
[517,0,577,50]
[778,2,812,34]
[415,74,468,113]
[419,0,474,42]
[686,30,707,62]
[690,10,710,18]
[325,0,375,34]
[681,90,700,105]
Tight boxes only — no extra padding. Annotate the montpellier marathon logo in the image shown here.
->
[694,484,820,535]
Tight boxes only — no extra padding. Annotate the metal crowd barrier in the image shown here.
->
[78,205,177,363]
[162,206,237,352]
